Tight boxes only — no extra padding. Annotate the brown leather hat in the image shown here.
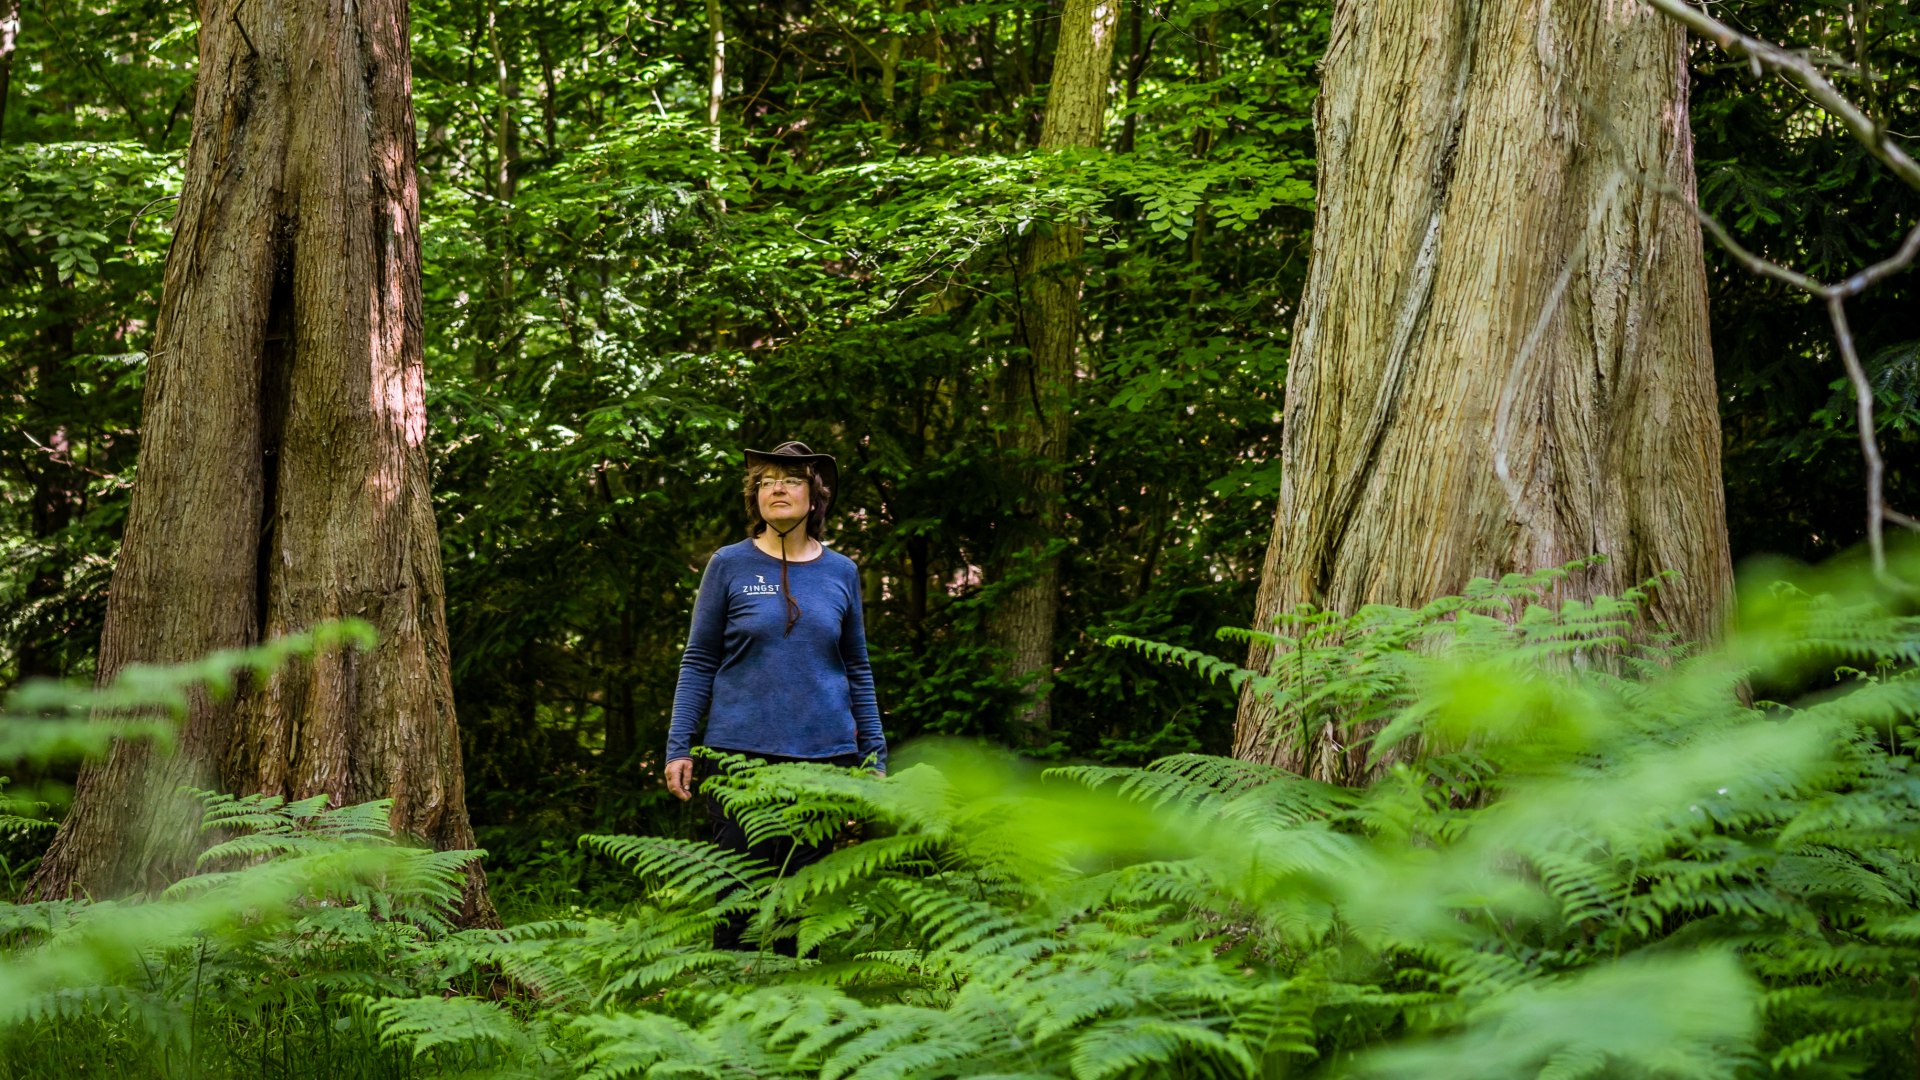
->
[744,440,838,517]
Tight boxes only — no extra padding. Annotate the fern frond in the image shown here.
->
[1068,1015,1253,1080]
[357,993,529,1058]
[763,834,938,916]
[1770,1018,1912,1072]
[579,833,766,902]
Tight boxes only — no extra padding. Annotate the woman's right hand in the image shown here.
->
[665,758,694,801]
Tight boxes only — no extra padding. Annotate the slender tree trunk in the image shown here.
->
[0,0,19,144]
[605,603,635,767]
[915,0,947,148]
[490,5,516,206]
[906,533,929,652]
[1024,5,1048,148]
[989,0,1118,743]
[19,269,80,680]
[707,0,726,151]
[29,0,495,924]
[536,33,557,154]
[1116,0,1155,156]
[598,461,636,769]
[477,0,517,377]
[879,0,905,137]
[19,425,76,680]
[1012,4,1031,104]
[1186,11,1218,308]
[1233,0,1732,784]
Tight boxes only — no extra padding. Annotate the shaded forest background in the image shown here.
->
[3,0,1916,869]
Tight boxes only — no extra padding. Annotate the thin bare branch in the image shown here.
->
[1639,0,1920,581]
[1640,0,1920,191]
[1835,218,1920,298]
[1689,198,1827,294]
[124,194,182,248]
[1826,297,1890,578]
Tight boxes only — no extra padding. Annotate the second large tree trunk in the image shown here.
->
[990,0,1118,744]
[29,0,494,924]
[1233,0,1733,783]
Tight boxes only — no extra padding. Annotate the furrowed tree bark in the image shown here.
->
[1233,0,1733,783]
[28,0,495,924]
[990,0,1117,743]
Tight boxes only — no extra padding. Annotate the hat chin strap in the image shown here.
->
[770,518,806,636]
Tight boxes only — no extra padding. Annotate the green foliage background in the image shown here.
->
[5,0,1914,854]
[2,1,1919,1072]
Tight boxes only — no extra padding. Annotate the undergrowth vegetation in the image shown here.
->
[2,562,1918,1078]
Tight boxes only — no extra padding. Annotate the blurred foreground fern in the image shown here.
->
[2,566,1917,1077]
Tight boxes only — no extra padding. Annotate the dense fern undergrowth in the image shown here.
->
[2,560,1919,1079]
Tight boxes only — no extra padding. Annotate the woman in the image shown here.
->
[662,440,887,953]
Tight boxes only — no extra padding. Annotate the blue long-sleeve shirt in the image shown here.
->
[666,539,886,770]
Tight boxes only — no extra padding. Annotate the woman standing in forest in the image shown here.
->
[662,441,888,954]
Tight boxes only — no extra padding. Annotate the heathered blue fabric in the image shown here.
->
[666,539,886,769]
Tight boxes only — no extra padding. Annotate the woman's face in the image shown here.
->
[756,467,811,530]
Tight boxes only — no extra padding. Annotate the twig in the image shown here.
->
[1827,297,1893,577]
[126,194,181,247]
[1639,0,1920,584]
[789,216,832,246]
[1834,218,1920,298]
[19,428,119,481]
[1640,0,1920,190]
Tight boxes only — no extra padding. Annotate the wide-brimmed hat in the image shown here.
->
[744,441,839,517]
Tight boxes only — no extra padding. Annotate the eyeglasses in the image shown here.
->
[757,477,809,492]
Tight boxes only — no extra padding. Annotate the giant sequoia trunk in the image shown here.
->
[28,0,494,923]
[990,0,1117,742]
[1233,0,1733,783]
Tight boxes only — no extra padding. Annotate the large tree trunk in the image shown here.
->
[989,0,1118,744]
[1233,0,1733,783]
[29,0,495,925]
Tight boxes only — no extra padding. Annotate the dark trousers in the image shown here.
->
[697,749,859,954]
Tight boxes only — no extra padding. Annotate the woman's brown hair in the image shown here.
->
[742,461,830,541]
